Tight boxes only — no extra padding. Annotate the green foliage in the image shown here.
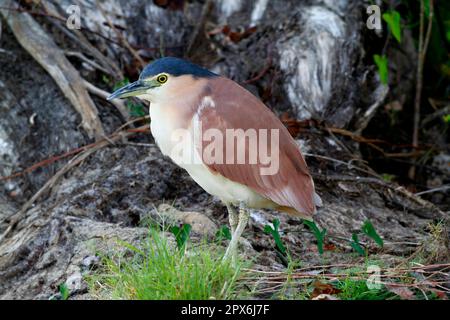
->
[349,233,366,256]
[424,0,431,18]
[102,74,111,85]
[126,101,147,117]
[113,77,130,91]
[347,220,383,255]
[169,224,192,250]
[383,10,402,43]
[264,219,287,254]
[104,77,147,117]
[58,283,69,300]
[86,229,244,300]
[443,114,450,123]
[362,220,384,247]
[381,173,396,182]
[303,220,327,255]
[216,225,232,241]
[374,54,389,85]
[334,278,397,300]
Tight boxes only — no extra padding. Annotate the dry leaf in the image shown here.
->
[311,281,342,299]
[324,243,337,251]
[385,284,415,300]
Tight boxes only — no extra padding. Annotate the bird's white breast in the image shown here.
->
[149,103,270,207]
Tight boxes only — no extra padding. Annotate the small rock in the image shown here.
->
[157,204,218,237]
[65,272,82,291]
[82,255,100,270]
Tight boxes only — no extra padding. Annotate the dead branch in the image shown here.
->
[410,0,434,179]
[65,51,112,75]
[82,79,130,121]
[312,173,445,216]
[243,263,450,297]
[0,2,123,77]
[422,103,450,126]
[0,0,105,139]
[0,125,148,243]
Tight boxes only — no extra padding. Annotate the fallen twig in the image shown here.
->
[0,123,149,183]
[242,263,450,298]
[415,185,450,196]
[410,0,434,179]
[0,1,105,139]
[0,2,123,77]
[82,79,130,121]
[304,153,380,178]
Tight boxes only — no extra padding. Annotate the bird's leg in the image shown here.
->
[226,203,238,236]
[223,203,250,264]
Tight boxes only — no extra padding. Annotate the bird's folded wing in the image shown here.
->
[195,78,316,216]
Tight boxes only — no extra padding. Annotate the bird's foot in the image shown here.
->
[222,204,249,267]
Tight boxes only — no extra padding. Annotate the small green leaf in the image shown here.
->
[113,77,130,91]
[170,224,192,250]
[102,75,111,85]
[350,233,366,256]
[383,10,402,43]
[442,114,450,123]
[303,220,327,255]
[263,219,287,254]
[362,220,384,247]
[215,225,232,241]
[424,0,431,18]
[126,101,147,117]
[59,283,69,300]
[381,173,395,182]
[374,54,389,85]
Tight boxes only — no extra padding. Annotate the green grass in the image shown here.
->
[86,229,245,300]
[333,278,398,300]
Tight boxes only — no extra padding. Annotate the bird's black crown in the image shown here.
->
[139,57,218,79]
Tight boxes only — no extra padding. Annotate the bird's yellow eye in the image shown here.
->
[157,74,168,84]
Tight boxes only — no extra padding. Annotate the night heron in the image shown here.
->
[108,57,321,261]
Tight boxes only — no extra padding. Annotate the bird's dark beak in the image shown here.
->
[107,79,155,100]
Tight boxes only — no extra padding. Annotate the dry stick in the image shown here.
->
[304,152,443,215]
[0,3,122,77]
[65,51,111,75]
[410,0,434,179]
[0,123,150,183]
[0,4,121,47]
[82,79,130,121]
[114,116,150,133]
[313,173,444,215]
[304,153,380,178]
[415,185,450,196]
[422,103,450,126]
[0,127,146,243]
[243,264,450,288]
[49,20,122,78]
[0,143,95,182]
[0,2,105,140]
